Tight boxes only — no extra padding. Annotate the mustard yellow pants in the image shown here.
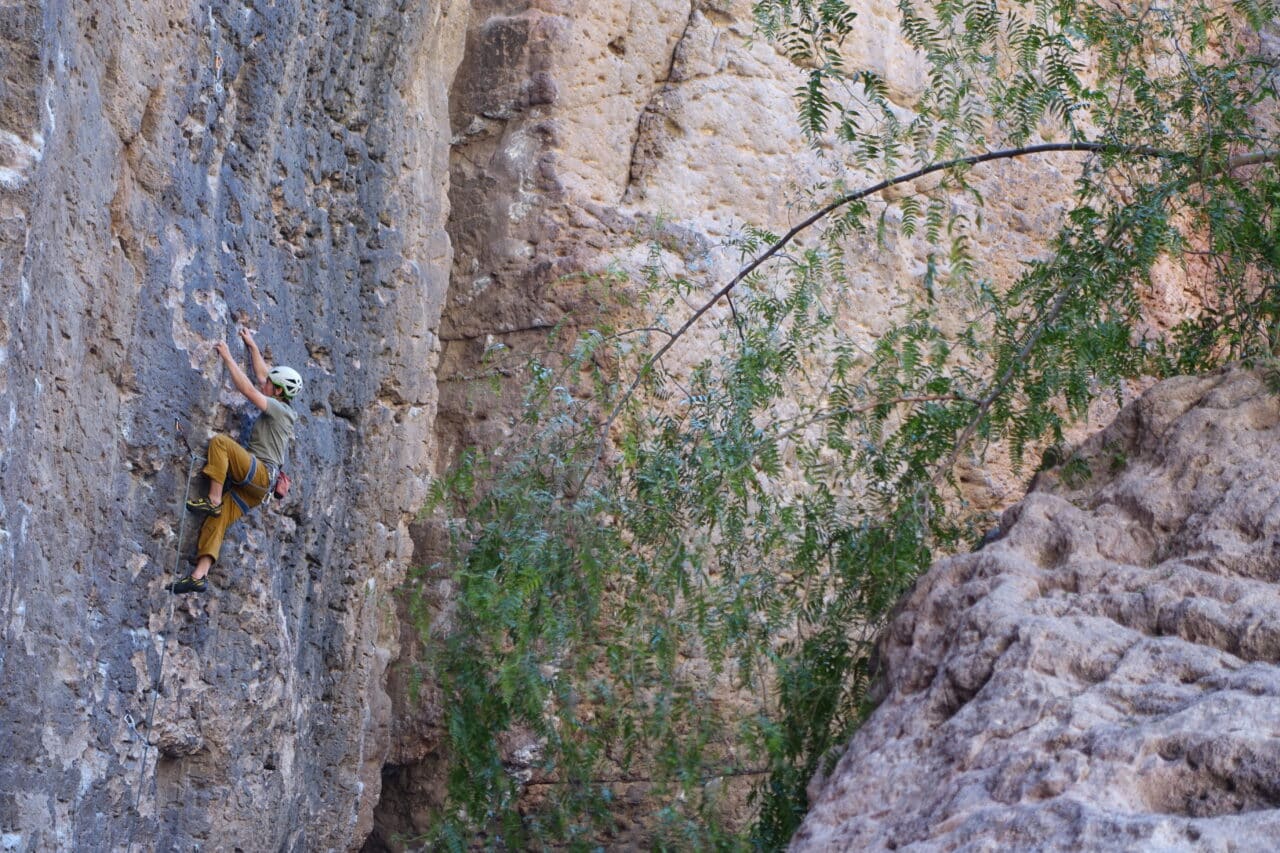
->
[196,434,270,564]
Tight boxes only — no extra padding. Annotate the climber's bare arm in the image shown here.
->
[214,341,271,412]
[238,327,269,386]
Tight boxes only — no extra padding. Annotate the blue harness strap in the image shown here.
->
[228,454,274,515]
[232,456,258,488]
[229,491,252,514]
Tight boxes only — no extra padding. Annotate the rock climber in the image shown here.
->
[167,328,302,594]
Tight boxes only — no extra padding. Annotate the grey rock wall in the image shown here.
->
[793,369,1280,851]
[0,1,464,850]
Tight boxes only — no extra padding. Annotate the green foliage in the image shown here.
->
[412,0,1280,848]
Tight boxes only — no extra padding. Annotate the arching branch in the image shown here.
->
[587,142,1171,473]
[587,142,1280,476]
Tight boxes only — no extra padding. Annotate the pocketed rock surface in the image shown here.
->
[0,2,465,850]
[793,368,1280,851]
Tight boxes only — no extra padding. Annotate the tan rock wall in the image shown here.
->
[430,0,1166,469]
[372,0,1193,843]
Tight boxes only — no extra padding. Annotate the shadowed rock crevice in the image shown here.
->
[622,0,699,202]
[1142,733,1280,817]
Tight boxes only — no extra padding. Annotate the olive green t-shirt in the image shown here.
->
[246,398,297,468]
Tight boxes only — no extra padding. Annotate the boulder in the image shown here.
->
[794,369,1280,850]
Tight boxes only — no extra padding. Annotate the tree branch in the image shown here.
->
[583,143,1280,484]
[929,286,1075,488]
[773,394,965,445]
[520,765,771,787]
[587,141,1173,476]
[928,211,1137,487]
[1227,150,1280,170]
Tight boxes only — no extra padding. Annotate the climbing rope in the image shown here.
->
[208,6,224,98]
[124,420,201,852]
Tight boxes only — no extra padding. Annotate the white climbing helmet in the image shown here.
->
[267,365,303,399]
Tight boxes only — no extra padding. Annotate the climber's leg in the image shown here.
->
[192,497,245,577]
[187,435,254,514]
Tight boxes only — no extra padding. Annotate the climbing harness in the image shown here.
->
[226,453,280,514]
[124,420,200,851]
[231,405,283,511]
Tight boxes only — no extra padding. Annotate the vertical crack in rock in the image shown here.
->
[622,0,698,204]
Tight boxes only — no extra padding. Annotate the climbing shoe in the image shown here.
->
[166,575,208,595]
[185,497,222,517]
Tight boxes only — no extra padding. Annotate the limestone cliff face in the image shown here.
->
[793,369,1280,850]
[373,0,1152,844]
[0,1,464,849]
[0,0,1226,849]
[423,0,1171,528]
